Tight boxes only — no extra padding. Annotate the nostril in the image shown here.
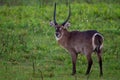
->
[56,32,59,36]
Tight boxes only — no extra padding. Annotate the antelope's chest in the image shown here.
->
[57,40,69,53]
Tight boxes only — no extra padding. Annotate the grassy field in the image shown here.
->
[0,1,120,80]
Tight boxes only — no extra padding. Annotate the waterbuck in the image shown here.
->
[50,3,104,76]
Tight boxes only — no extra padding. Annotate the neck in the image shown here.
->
[57,29,69,48]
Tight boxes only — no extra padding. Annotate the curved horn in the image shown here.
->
[62,4,71,26]
[53,2,57,25]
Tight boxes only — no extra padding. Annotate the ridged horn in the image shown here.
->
[62,4,71,26]
[53,2,57,25]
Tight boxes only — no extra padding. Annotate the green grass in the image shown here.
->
[0,2,120,80]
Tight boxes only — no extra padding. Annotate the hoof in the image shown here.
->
[100,73,103,77]
[71,72,76,75]
[85,72,89,75]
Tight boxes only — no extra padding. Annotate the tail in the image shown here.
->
[92,33,104,53]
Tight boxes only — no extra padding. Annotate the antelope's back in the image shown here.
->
[69,30,98,42]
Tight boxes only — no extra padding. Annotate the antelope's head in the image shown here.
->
[50,3,71,39]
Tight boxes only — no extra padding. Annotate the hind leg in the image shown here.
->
[97,50,103,76]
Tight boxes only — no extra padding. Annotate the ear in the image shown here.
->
[50,21,55,27]
[63,22,70,29]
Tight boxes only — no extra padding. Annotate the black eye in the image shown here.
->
[55,27,62,32]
